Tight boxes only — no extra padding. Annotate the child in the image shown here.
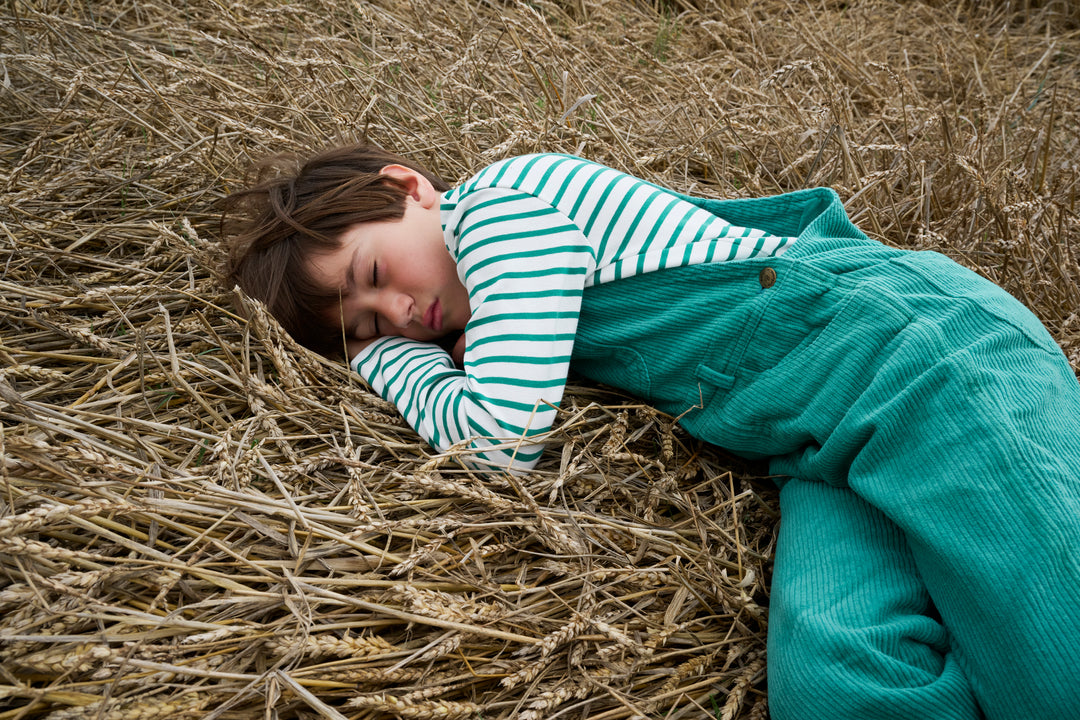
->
[224,144,1080,720]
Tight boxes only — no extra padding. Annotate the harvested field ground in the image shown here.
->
[1,0,1078,718]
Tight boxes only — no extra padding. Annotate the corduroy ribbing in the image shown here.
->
[572,187,1080,719]
[769,480,981,720]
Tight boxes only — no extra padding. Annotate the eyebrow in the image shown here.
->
[343,245,360,292]
[346,245,367,338]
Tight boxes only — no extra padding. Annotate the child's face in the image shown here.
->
[306,167,470,345]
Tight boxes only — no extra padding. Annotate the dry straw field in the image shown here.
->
[1,0,1078,718]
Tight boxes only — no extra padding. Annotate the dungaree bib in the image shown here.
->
[571,188,1080,720]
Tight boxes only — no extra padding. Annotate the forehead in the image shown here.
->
[306,226,362,289]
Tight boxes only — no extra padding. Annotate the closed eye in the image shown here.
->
[371,261,380,336]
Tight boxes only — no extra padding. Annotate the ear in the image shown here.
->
[380,164,438,209]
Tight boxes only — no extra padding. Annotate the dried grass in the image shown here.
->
[2,0,1079,717]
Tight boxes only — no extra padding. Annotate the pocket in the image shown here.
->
[571,339,652,399]
[722,261,852,378]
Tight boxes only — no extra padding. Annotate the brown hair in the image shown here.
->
[221,143,449,355]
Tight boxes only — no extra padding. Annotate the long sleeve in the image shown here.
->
[352,153,796,473]
[353,187,595,472]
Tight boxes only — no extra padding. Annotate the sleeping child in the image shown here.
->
[224,144,1080,720]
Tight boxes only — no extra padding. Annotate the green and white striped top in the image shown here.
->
[352,153,795,471]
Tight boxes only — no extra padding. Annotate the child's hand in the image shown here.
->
[451,332,467,368]
[346,337,379,360]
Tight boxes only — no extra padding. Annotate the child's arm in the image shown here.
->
[352,188,594,472]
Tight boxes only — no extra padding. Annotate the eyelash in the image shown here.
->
[371,261,380,336]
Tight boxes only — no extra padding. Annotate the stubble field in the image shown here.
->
[1,1,1078,718]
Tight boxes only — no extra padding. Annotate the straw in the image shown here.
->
[2,0,1078,717]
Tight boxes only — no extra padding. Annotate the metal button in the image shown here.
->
[759,267,777,289]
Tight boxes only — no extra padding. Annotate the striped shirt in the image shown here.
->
[353,153,795,471]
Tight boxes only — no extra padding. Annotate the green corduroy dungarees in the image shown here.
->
[571,188,1080,720]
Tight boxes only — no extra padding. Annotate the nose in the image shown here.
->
[376,290,415,330]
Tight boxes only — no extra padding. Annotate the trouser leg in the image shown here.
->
[837,334,1080,720]
[768,479,982,720]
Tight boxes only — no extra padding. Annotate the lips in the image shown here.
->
[423,299,443,333]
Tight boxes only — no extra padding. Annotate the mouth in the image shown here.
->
[423,299,443,333]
